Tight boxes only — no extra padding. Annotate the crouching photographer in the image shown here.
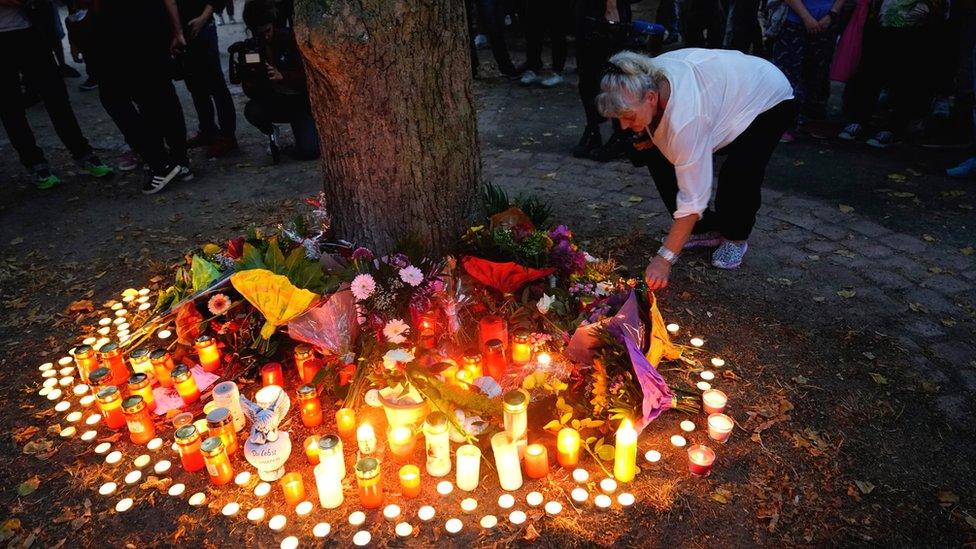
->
[230,0,319,163]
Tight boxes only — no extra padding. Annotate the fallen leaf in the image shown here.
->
[887,173,907,182]
[923,234,936,242]
[22,439,53,456]
[66,300,94,314]
[838,204,855,213]
[0,519,22,542]
[834,248,855,258]
[791,375,809,385]
[909,302,928,313]
[837,290,857,299]
[17,476,40,497]
[11,426,39,444]
[862,352,876,360]
[869,372,889,385]
[855,480,875,495]
[938,490,960,507]
[711,487,733,504]
[961,247,974,256]
[8,237,23,245]
[523,524,540,542]
[627,195,643,203]
[812,296,825,303]
[942,319,957,327]
[890,191,915,198]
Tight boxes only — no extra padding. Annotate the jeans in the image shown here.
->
[94,56,188,171]
[475,0,516,73]
[680,0,725,48]
[772,21,838,121]
[0,27,92,169]
[845,24,935,134]
[243,93,320,160]
[184,23,236,138]
[638,100,796,241]
[524,0,567,73]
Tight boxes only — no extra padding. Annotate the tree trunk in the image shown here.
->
[294,0,480,258]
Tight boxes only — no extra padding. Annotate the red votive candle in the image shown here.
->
[261,363,284,387]
[687,445,716,476]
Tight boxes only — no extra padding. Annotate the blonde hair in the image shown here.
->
[596,51,666,118]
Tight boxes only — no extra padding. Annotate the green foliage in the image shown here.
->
[190,255,222,292]
[482,183,552,228]
[483,183,511,217]
[238,239,341,295]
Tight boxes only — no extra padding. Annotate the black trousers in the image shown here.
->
[640,99,795,241]
[94,56,188,171]
[524,0,567,73]
[474,0,516,73]
[0,27,92,169]
[576,11,624,127]
[184,23,236,138]
[681,0,725,48]
[243,93,320,160]
[723,0,763,53]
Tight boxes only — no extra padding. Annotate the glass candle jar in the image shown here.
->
[314,450,344,509]
[95,385,126,429]
[462,352,483,379]
[174,425,206,472]
[304,435,321,465]
[97,342,130,387]
[523,443,549,479]
[687,444,716,476]
[511,329,532,364]
[211,381,245,432]
[455,444,482,491]
[280,472,306,506]
[149,349,175,388]
[206,407,238,456]
[423,412,451,477]
[484,339,507,381]
[201,436,234,485]
[194,335,221,373]
[294,344,316,384]
[260,363,284,387]
[387,425,416,462]
[336,407,356,441]
[355,457,383,509]
[478,315,507,355]
[128,348,155,382]
[72,345,98,384]
[87,367,112,395]
[297,385,323,428]
[171,365,199,405]
[556,428,580,467]
[122,395,155,445]
[127,373,156,412]
[399,464,421,498]
[503,389,529,457]
[357,423,377,457]
[317,434,346,478]
[491,432,523,491]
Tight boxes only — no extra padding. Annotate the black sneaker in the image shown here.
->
[178,165,194,181]
[572,125,602,158]
[79,77,98,91]
[142,163,181,194]
[267,125,281,165]
[589,130,629,162]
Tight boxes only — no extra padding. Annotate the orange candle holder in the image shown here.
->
[150,349,175,388]
[122,395,156,445]
[297,385,323,428]
[478,315,508,355]
[387,425,416,462]
[261,363,284,387]
[194,335,222,373]
[280,472,307,506]
[175,425,206,472]
[127,373,156,412]
[171,365,200,405]
[462,352,483,379]
[511,329,532,365]
[201,436,234,485]
[556,428,580,467]
[72,345,99,384]
[355,458,383,509]
[398,464,421,499]
[95,386,126,429]
[294,345,322,384]
[305,435,322,465]
[336,407,356,441]
[97,342,130,387]
[524,443,549,479]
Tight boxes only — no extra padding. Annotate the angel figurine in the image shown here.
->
[241,385,293,481]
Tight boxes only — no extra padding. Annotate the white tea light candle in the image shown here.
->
[59,426,76,438]
[312,522,330,538]
[571,487,588,503]
[154,460,172,475]
[188,492,206,506]
[711,357,725,367]
[618,492,635,507]
[690,337,704,347]
[436,480,454,496]
[666,323,679,334]
[80,430,97,441]
[254,482,271,497]
[105,451,122,464]
[594,494,612,509]
[234,471,252,486]
[95,442,112,454]
[545,501,563,515]
[146,438,163,451]
[348,511,366,526]
[98,482,117,496]
[133,454,151,469]
[498,494,515,509]
[221,502,240,517]
[480,515,498,529]
[600,478,617,494]
[66,411,82,422]
[526,492,543,507]
[696,381,712,391]
[115,498,133,513]
[168,483,185,497]
[418,506,435,522]
[572,468,589,483]
[124,471,142,485]
[670,435,687,448]
[280,537,298,549]
[509,510,527,525]
[247,507,266,523]
[680,420,696,432]
[700,370,715,381]
[445,518,463,535]
[268,514,287,532]
[460,498,478,513]
[296,501,313,517]
[383,504,401,521]
[352,531,371,547]
[645,450,661,463]
[395,522,412,538]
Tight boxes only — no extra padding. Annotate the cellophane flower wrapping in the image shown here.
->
[566,289,646,364]
[286,288,359,363]
[624,335,674,432]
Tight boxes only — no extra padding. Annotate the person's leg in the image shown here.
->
[466,0,480,76]
[770,22,805,131]
[680,0,706,46]
[723,0,760,52]
[199,23,236,138]
[183,33,220,139]
[288,100,321,160]
[887,26,932,137]
[98,74,168,171]
[640,145,719,235]
[572,8,607,156]
[0,30,48,170]
[523,0,544,72]
[547,0,567,74]
[846,23,887,126]
[706,0,727,48]
[19,27,94,162]
[478,0,517,74]
[715,100,796,241]
[226,0,236,19]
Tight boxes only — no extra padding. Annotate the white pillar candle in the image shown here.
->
[212,382,246,432]
[357,423,377,456]
[314,460,344,509]
[455,444,482,491]
[490,432,522,491]
[707,413,734,443]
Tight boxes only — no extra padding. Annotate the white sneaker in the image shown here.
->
[838,123,862,141]
[540,72,564,88]
[519,70,539,86]
[474,34,488,49]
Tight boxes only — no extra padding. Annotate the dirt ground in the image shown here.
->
[1,4,976,548]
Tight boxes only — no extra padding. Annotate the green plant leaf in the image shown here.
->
[240,243,265,270]
[190,255,221,292]
[264,239,287,275]
[596,444,615,461]
[16,476,40,496]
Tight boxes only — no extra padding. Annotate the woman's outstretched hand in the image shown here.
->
[645,256,671,291]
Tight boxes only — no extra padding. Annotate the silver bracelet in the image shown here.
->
[656,245,679,265]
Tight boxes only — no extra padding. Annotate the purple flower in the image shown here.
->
[550,225,572,241]
[352,247,374,261]
[549,239,586,277]
[389,253,410,269]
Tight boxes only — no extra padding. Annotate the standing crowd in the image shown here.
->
[1,0,317,194]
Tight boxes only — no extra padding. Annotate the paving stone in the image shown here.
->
[904,318,947,338]
[497,150,533,161]
[767,243,815,266]
[958,369,976,392]
[904,288,959,315]
[961,270,976,281]
[773,227,810,244]
[810,223,850,241]
[921,274,971,295]
[767,209,821,232]
[858,267,913,290]
[880,254,930,280]
[884,233,928,254]
[848,219,892,238]
[804,240,840,254]
[934,394,969,422]
[928,341,976,367]
[532,161,563,172]
[856,244,895,259]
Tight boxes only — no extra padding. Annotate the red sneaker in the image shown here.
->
[206,136,239,158]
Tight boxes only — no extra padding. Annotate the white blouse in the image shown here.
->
[649,48,794,220]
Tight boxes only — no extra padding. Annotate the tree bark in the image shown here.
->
[294,0,480,258]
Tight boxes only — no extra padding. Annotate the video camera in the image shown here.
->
[584,18,666,56]
[228,38,268,84]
